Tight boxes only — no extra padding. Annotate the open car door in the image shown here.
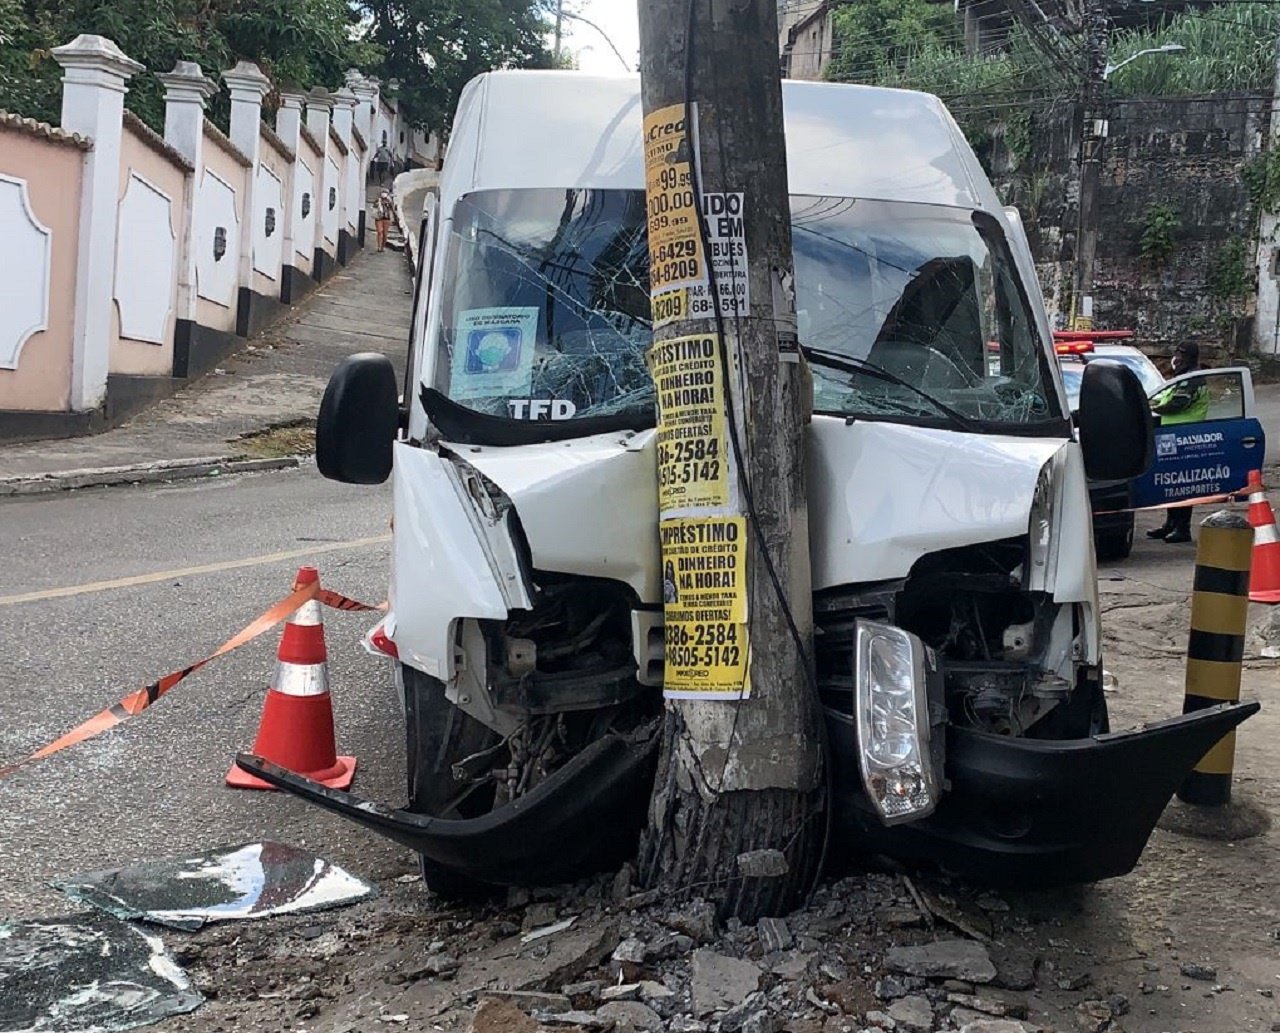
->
[1130,367,1266,509]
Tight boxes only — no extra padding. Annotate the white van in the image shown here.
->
[238,72,1256,891]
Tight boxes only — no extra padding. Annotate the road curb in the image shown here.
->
[0,455,301,497]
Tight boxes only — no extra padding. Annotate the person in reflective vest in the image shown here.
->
[1147,342,1207,544]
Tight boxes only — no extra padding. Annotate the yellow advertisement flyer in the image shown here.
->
[660,516,750,698]
[643,103,705,297]
[647,334,731,512]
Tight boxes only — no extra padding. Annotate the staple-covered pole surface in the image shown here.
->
[636,0,825,921]
[1178,510,1254,806]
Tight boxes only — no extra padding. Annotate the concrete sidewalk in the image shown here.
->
[0,243,412,495]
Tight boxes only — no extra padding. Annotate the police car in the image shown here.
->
[1056,331,1265,559]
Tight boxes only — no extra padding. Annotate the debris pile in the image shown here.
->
[23,845,1266,1033]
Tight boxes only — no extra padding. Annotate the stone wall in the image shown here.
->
[986,92,1270,364]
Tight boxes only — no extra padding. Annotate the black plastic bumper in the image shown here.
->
[825,699,1259,887]
[235,728,659,887]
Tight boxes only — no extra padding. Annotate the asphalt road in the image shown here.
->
[0,465,411,918]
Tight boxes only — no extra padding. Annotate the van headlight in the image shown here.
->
[854,620,941,824]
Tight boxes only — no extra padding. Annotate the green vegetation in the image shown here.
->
[825,0,1280,167]
[1208,237,1254,301]
[359,0,555,132]
[0,0,553,134]
[1138,202,1180,265]
[1242,147,1280,214]
[0,0,376,130]
[1107,5,1278,96]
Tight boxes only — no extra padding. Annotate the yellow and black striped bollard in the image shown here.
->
[1177,511,1254,806]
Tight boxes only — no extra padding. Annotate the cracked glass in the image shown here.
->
[431,190,1061,433]
[53,842,377,932]
[0,914,202,1033]
[434,188,653,422]
[792,196,1061,429]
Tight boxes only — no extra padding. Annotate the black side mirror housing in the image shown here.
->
[1076,361,1154,481]
[316,353,399,484]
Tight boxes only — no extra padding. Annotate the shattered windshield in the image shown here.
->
[792,197,1061,428]
[434,188,653,422]
[432,189,1062,432]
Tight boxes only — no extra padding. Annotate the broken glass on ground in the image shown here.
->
[52,841,376,932]
[0,913,202,1033]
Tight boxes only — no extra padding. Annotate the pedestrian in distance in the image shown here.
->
[373,143,393,186]
[1147,341,1208,544]
[374,190,394,252]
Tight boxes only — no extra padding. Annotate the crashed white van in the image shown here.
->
[239,72,1256,891]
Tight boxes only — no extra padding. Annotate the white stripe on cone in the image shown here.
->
[1257,523,1280,547]
[291,599,323,627]
[274,661,330,697]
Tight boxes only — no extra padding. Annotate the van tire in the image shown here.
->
[1095,516,1134,562]
[402,663,498,901]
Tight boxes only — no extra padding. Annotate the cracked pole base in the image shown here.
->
[1158,793,1272,841]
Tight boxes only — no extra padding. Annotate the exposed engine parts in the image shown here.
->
[816,537,1084,737]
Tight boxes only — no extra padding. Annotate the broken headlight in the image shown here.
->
[854,619,941,825]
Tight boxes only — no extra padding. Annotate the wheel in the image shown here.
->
[401,663,499,900]
[1094,515,1134,562]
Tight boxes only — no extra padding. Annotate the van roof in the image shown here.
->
[440,70,1000,212]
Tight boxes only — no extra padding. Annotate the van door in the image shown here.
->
[1130,367,1266,509]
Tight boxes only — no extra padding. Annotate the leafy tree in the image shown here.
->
[824,0,960,84]
[0,0,377,130]
[358,0,556,133]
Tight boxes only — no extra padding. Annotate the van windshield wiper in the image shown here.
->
[800,345,981,433]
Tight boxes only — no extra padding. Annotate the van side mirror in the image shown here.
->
[316,353,399,484]
[1077,361,1154,481]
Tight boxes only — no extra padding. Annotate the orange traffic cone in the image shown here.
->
[226,566,357,790]
[1245,470,1280,604]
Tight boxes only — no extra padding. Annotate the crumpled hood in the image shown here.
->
[447,419,1074,603]
[808,417,1070,590]
[447,430,662,602]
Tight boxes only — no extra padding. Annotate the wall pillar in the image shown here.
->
[276,92,305,293]
[222,60,271,326]
[305,88,335,278]
[51,34,144,411]
[347,70,375,147]
[276,91,304,150]
[157,61,217,340]
[331,86,359,251]
[350,72,379,186]
[386,79,405,166]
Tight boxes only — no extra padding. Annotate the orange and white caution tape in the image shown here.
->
[0,585,384,779]
[1094,487,1253,516]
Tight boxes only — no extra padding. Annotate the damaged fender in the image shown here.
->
[390,441,533,681]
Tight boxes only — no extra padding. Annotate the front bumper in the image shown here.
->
[235,726,659,887]
[825,700,1258,887]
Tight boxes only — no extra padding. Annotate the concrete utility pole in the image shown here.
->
[1072,0,1108,329]
[636,0,826,921]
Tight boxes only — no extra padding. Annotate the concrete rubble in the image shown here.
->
[162,851,1280,1033]
[350,872,1098,1032]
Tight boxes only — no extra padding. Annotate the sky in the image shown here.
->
[560,0,641,75]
